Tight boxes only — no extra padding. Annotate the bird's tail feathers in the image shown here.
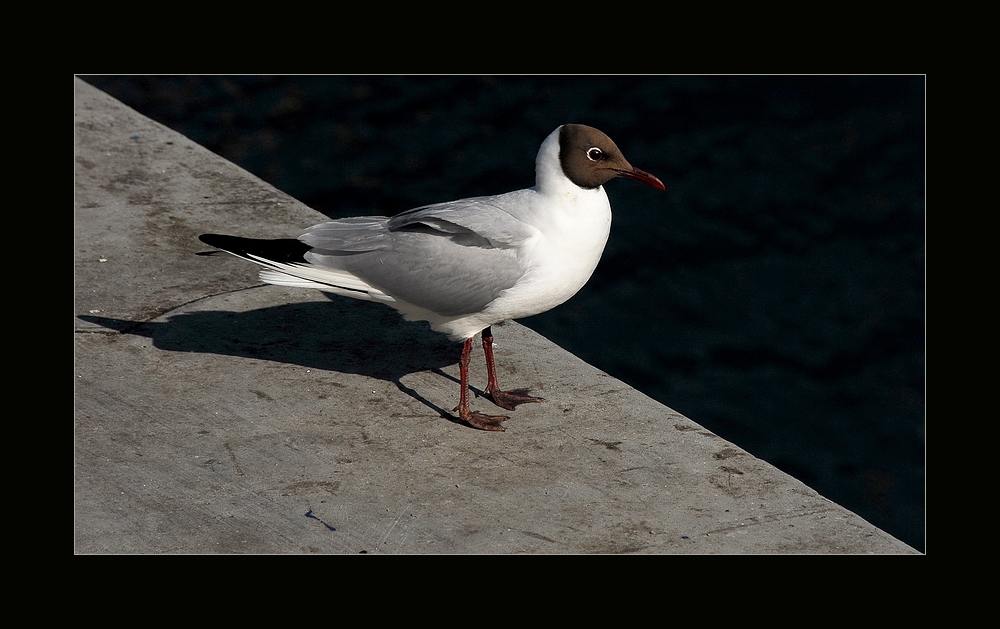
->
[250,256,395,303]
[200,233,395,303]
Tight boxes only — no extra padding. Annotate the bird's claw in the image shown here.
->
[455,405,509,431]
[486,388,544,411]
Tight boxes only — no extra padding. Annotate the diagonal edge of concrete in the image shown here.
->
[74,77,918,554]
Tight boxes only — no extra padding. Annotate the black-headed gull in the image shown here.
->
[200,124,664,431]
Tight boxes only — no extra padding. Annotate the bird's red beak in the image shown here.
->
[619,166,665,190]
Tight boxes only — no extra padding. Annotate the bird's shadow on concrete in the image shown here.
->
[79,294,476,425]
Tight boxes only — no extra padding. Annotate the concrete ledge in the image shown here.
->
[74,78,917,553]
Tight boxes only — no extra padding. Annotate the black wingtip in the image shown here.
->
[198,234,310,263]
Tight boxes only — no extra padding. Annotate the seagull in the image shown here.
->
[200,124,664,431]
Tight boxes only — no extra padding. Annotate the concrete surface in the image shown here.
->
[74,78,919,554]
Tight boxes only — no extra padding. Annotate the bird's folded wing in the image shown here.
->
[386,195,538,248]
[299,217,392,253]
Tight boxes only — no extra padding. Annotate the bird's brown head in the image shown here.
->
[558,124,665,191]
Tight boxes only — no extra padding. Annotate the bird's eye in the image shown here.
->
[586,147,603,161]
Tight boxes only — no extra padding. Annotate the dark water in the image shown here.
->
[80,76,925,551]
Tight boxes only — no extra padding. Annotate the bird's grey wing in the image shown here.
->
[387,193,537,248]
[340,231,525,316]
[299,217,392,253]
[300,213,526,317]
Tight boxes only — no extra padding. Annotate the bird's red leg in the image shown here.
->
[455,336,508,431]
[481,326,544,411]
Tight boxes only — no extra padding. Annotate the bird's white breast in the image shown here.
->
[484,184,612,321]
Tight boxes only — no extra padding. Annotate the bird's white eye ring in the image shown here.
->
[587,147,603,161]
